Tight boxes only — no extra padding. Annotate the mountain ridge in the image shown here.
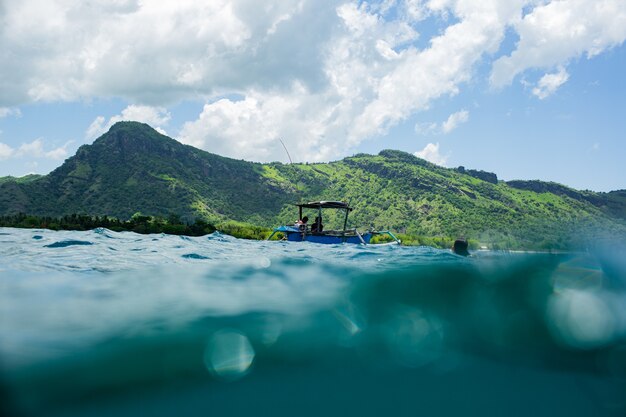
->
[1,121,624,249]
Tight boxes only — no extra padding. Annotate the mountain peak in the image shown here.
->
[108,121,158,133]
[101,121,162,137]
[91,121,178,151]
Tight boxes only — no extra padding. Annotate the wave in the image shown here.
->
[44,240,94,248]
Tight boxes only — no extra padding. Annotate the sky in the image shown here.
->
[0,0,625,192]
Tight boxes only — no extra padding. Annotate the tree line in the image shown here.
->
[0,213,216,236]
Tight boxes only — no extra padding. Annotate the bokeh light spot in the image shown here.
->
[204,330,255,380]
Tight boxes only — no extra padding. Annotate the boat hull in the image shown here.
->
[286,231,372,244]
[273,226,372,244]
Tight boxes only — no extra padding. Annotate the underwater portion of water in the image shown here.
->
[1,227,626,417]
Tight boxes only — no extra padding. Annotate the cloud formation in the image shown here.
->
[1,1,625,162]
[86,105,171,140]
[181,1,512,161]
[0,108,22,119]
[414,142,448,166]
[0,142,14,160]
[532,67,570,99]
[0,0,333,106]
[178,87,333,162]
[490,0,626,88]
[442,110,470,134]
[0,138,69,161]
[414,109,469,136]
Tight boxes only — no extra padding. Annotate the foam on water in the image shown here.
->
[1,227,625,417]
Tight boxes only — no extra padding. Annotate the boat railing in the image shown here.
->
[370,230,402,245]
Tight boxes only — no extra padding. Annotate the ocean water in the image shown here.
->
[1,227,625,417]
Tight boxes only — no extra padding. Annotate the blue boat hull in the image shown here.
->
[285,231,372,244]
[271,226,372,244]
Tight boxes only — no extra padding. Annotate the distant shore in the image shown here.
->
[0,213,485,250]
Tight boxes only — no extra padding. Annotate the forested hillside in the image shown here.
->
[1,122,624,249]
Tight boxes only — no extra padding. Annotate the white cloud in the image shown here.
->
[0,0,330,106]
[441,109,469,133]
[0,142,14,160]
[16,139,46,158]
[1,1,625,162]
[179,96,287,161]
[179,85,341,162]
[414,121,439,135]
[11,138,70,160]
[349,1,523,141]
[85,116,106,141]
[491,0,626,88]
[178,2,517,161]
[119,105,170,126]
[154,127,168,136]
[86,105,171,140]
[0,108,22,118]
[532,67,569,99]
[414,142,448,166]
[403,0,430,21]
[44,146,69,160]
[415,109,469,135]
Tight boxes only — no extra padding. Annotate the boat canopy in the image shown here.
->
[296,201,353,211]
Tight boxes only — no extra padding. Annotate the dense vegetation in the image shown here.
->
[0,213,216,236]
[1,122,624,250]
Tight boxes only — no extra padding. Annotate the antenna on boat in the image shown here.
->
[278,138,302,201]
[279,139,293,165]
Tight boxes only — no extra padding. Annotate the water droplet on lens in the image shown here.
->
[259,316,283,346]
[547,289,616,349]
[254,257,271,269]
[204,330,255,380]
[383,307,443,367]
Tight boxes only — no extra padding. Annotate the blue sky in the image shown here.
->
[1,0,625,192]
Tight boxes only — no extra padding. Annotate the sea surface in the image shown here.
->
[1,227,625,417]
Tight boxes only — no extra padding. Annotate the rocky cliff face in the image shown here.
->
[456,166,498,184]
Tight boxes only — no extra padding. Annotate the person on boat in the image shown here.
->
[295,216,309,230]
[452,237,470,256]
[311,216,323,233]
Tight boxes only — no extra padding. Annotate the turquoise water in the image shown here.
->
[1,227,625,417]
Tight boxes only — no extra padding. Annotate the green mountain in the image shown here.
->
[1,121,624,249]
